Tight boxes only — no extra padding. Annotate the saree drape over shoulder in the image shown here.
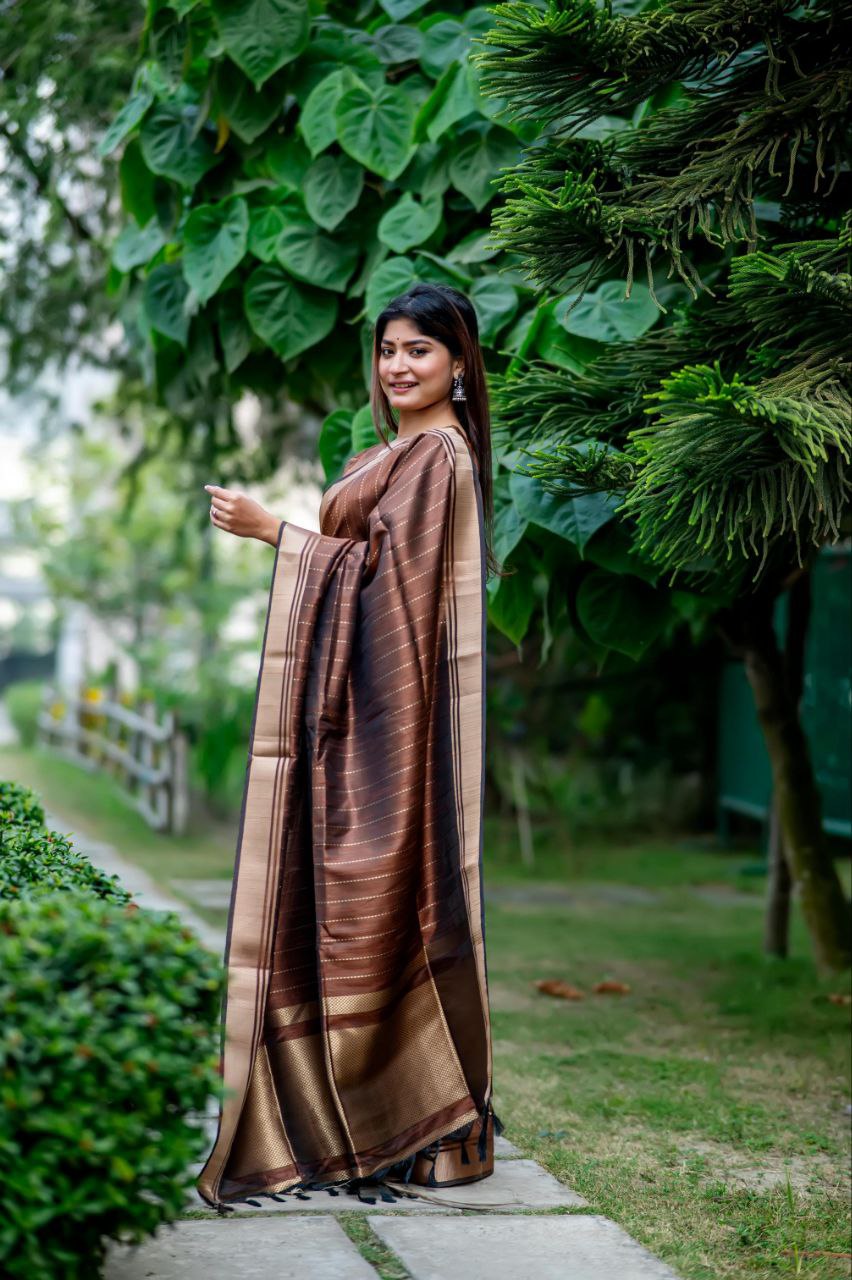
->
[197,425,494,1206]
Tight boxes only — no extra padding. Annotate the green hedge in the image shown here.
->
[0,780,46,828]
[0,823,131,904]
[0,781,224,1279]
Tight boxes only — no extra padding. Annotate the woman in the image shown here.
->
[197,282,503,1208]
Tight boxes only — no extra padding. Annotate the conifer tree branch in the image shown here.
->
[472,0,801,129]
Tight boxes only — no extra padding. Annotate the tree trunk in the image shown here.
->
[763,570,811,958]
[764,795,791,957]
[733,583,850,972]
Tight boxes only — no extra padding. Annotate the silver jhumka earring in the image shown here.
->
[451,371,466,401]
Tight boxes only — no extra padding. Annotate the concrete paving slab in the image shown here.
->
[171,877,233,910]
[105,1216,379,1280]
[494,1134,521,1158]
[368,1214,683,1280]
[386,1159,586,1211]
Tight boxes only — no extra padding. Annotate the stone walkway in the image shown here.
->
[50,816,682,1279]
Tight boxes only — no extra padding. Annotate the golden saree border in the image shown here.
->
[433,427,493,1091]
[196,522,315,1205]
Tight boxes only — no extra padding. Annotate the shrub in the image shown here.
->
[0,823,130,904]
[0,780,46,829]
[3,680,45,749]
[0,894,224,1280]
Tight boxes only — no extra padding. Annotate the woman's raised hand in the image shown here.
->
[204,484,281,545]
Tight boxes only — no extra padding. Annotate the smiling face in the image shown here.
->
[378,317,462,414]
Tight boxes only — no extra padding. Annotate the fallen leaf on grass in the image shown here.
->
[535,979,585,1000]
[593,980,632,995]
[827,993,851,1006]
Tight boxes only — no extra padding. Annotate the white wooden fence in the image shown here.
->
[37,685,189,833]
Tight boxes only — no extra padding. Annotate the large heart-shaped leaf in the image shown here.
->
[420,19,469,79]
[372,23,423,67]
[302,154,365,231]
[98,88,153,157]
[492,475,528,564]
[555,280,660,343]
[215,61,287,143]
[119,139,158,227]
[144,262,191,345]
[275,206,359,292]
[244,264,337,360]
[534,302,603,374]
[247,205,286,262]
[379,0,429,17]
[290,31,385,102]
[140,105,219,188]
[487,563,536,645]
[583,522,659,585]
[336,80,416,180]
[112,219,166,273]
[448,230,501,265]
[576,569,669,659]
[299,69,349,156]
[449,126,521,211]
[264,135,312,190]
[364,256,418,321]
[351,403,381,452]
[397,141,451,200]
[509,471,619,551]
[217,291,253,373]
[211,0,309,88]
[319,409,354,483]
[183,198,249,304]
[378,193,442,253]
[469,278,518,346]
[417,64,478,143]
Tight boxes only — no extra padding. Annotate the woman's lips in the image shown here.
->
[391,383,418,393]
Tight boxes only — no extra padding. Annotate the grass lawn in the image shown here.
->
[3,744,850,1278]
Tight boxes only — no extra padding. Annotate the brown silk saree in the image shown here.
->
[197,424,497,1207]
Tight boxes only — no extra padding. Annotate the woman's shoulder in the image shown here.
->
[346,425,468,479]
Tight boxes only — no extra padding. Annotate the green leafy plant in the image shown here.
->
[0,781,46,829]
[0,823,131,904]
[0,779,224,1277]
[101,0,547,473]
[0,894,223,1280]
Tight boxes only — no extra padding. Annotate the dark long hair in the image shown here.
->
[369,282,504,581]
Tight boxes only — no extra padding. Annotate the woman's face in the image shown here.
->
[378,317,461,411]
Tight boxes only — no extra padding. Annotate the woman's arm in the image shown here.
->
[204,484,282,545]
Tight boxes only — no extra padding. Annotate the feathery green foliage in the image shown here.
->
[476,1,851,302]
[473,0,851,587]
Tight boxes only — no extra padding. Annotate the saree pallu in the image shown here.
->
[197,424,495,1206]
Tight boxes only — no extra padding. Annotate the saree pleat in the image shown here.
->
[197,425,493,1205]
